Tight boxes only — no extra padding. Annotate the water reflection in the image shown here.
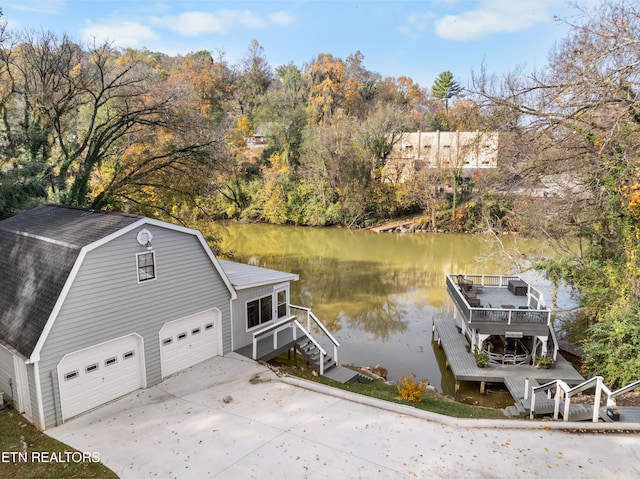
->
[218,222,565,397]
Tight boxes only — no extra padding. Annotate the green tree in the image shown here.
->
[431,71,463,115]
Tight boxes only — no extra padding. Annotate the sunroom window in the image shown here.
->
[247,295,273,329]
[277,290,287,318]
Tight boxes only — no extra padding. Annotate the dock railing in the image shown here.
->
[446,274,551,326]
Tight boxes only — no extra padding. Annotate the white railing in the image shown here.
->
[251,305,340,376]
[486,350,530,365]
[291,304,340,366]
[530,377,604,422]
[251,315,331,374]
[446,274,552,326]
[604,379,640,408]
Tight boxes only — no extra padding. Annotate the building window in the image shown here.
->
[247,295,273,329]
[85,363,99,373]
[277,290,287,318]
[137,251,156,282]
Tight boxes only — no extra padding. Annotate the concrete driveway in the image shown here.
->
[49,354,640,478]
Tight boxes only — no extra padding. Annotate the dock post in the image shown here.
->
[524,377,529,401]
[480,381,486,394]
[455,380,460,393]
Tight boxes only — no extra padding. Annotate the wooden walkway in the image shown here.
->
[432,315,584,393]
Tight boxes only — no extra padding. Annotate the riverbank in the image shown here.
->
[267,353,507,419]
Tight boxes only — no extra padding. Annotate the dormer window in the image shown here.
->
[137,251,156,282]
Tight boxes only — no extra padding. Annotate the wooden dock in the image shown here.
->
[432,315,584,394]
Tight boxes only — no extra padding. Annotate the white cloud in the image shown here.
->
[4,0,65,15]
[151,9,287,36]
[400,12,435,40]
[80,20,159,48]
[268,11,296,26]
[434,0,562,41]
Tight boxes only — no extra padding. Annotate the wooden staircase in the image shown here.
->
[503,376,593,420]
[296,338,372,384]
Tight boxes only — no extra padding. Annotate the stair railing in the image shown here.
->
[604,379,640,408]
[252,316,297,360]
[290,305,340,366]
[530,376,605,422]
[251,315,329,374]
[292,319,328,375]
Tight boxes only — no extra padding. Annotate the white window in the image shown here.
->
[247,295,273,329]
[85,363,99,373]
[277,290,288,318]
[137,251,156,282]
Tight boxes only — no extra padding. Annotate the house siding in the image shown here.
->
[232,283,288,351]
[37,224,232,429]
[0,343,14,403]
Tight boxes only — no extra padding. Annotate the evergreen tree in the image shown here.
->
[431,71,463,113]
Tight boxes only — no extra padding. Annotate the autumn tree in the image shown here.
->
[238,39,273,117]
[473,0,640,386]
[0,32,229,220]
[356,103,413,179]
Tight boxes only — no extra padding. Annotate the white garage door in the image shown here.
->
[160,309,221,379]
[57,334,145,421]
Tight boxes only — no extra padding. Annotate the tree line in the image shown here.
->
[1,1,639,385]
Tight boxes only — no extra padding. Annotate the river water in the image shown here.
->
[217,222,577,407]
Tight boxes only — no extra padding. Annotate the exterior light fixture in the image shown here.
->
[136,229,154,249]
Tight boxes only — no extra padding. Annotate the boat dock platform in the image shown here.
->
[432,314,584,394]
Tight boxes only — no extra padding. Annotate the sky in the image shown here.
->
[1,0,594,89]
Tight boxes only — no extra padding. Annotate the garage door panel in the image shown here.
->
[58,335,144,420]
[160,310,220,378]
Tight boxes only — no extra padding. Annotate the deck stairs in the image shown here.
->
[503,377,593,420]
[295,337,372,384]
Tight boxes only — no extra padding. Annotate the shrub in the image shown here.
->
[396,373,427,403]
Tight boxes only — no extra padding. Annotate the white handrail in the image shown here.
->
[604,379,640,408]
[291,304,340,365]
[292,319,328,375]
[530,376,606,422]
[252,316,297,360]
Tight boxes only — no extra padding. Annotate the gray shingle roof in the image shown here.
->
[0,204,142,358]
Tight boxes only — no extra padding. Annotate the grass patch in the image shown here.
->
[0,407,117,479]
[269,354,507,420]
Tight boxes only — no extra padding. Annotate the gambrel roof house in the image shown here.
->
[0,204,298,430]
